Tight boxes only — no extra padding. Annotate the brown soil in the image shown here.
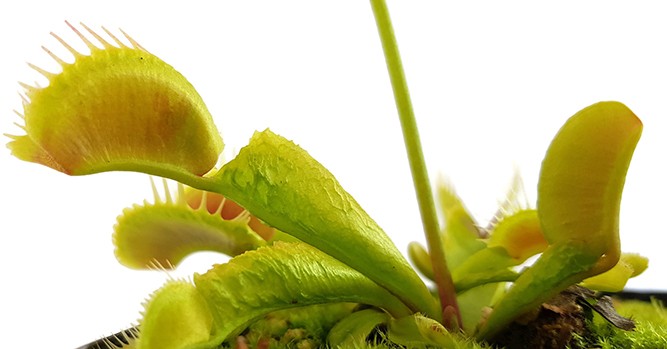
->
[490,287,591,349]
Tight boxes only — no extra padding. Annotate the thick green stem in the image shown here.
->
[369,0,461,329]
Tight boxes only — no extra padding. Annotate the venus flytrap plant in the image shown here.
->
[7,2,657,348]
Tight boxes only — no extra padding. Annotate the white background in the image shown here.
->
[1,1,666,347]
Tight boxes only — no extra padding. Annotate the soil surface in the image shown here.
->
[490,287,591,349]
[490,285,636,349]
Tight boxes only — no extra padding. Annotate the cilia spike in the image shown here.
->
[66,20,100,51]
[41,45,67,66]
[7,21,223,180]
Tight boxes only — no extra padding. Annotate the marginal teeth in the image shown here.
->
[18,93,29,104]
[101,27,126,47]
[32,21,144,86]
[27,62,55,79]
[79,22,115,49]
[49,31,81,57]
[149,177,177,205]
[17,81,36,92]
[77,327,139,349]
[122,29,146,50]
[65,20,99,51]
[41,45,67,65]
[149,176,243,220]
[147,258,176,272]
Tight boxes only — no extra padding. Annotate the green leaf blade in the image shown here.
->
[213,129,438,319]
[194,242,413,344]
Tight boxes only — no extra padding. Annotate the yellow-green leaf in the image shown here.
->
[487,209,546,264]
[538,101,642,271]
[581,253,649,292]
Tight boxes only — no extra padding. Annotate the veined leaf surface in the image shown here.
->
[213,130,438,318]
[194,242,412,345]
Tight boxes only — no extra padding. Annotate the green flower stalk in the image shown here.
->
[369,0,461,329]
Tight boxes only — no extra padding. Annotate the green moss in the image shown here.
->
[616,299,667,328]
[573,299,667,349]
